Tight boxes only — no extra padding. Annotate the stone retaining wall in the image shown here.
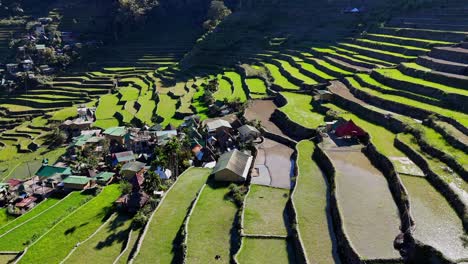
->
[371,71,468,112]
[287,149,308,264]
[344,77,468,134]
[398,64,468,88]
[362,143,414,231]
[312,144,361,264]
[394,137,468,231]
[425,119,468,153]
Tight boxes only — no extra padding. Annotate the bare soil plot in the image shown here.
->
[244,100,288,138]
[252,138,294,189]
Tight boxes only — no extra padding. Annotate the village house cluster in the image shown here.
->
[0,15,102,90]
[0,105,263,216]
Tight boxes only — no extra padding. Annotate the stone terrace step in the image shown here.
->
[377,27,467,43]
[417,56,468,75]
[430,46,468,64]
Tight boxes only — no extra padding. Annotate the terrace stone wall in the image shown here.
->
[425,119,468,153]
[362,143,414,232]
[271,93,316,140]
[312,144,361,264]
[394,137,468,231]
[287,149,308,264]
[371,71,468,112]
[179,184,207,264]
[330,84,406,134]
[344,77,467,134]
[398,64,468,88]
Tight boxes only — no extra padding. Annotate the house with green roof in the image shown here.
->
[103,126,127,144]
[62,176,93,190]
[36,165,72,182]
[93,172,115,185]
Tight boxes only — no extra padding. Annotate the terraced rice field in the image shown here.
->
[64,213,133,264]
[185,181,238,263]
[323,139,401,260]
[293,141,340,263]
[243,185,289,236]
[237,237,295,264]
[134,168,211,264]
[18,185,121,264]
[279,92,324,129]
[400,175,468,262]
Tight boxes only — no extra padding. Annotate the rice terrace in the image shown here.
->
[0,0,467,263]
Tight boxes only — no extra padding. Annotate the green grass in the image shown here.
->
[224,71,247,102]
[0,193,91,251]
[237,238,294,264]
[298,62,336,80]
[275,60,318,85]
[118,87,140,101]
[50,107,77,121]
[95,94,121,119]
[0,208,15,227]
[121,77,149,94]
[401,62,431,71]
[93,118,120,129]
[419,126,467,170]
[243,185,289,236]
[192,86,209,119]
[398,134,468,191]
[19,185,121,264]
[117,109,134,124]
[134,168,211,264]
[116,227,142,264]
[135,92,156,125]
[350,75,468,127]
[64,213,133,264]
[310,58,353,75]
[294,140,338,263]
[186,181,238,263]
[156,94,177,127]
[0,198,61,236]
[264,63,300,90]
[213,78,233,101]
[375,68,468,96]
[245,78,267,95]
[279,92,325,129]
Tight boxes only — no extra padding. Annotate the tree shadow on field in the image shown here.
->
[94,214,131,250]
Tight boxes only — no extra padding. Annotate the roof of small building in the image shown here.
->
[114,151,135,162]
[93,172,115,182]
[36,165,72,178]
[212,149,253,180]
[15,196,37,208]
[62,175,91,185]
[238,125,260,136]
[155,130,177,138]
[121,161,146,172]
[103,126,127,137]
[206,119,232,132]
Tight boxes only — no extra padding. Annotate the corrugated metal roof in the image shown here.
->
[213,150,252,179]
